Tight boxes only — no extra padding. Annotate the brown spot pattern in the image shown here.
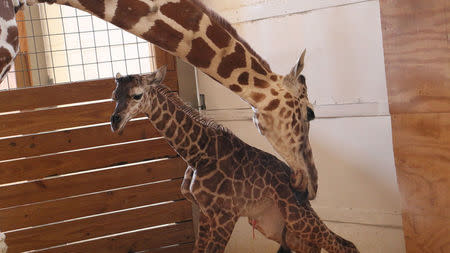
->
[286,100,294,108]
[0,48,12,76]
[251,57,267,75]
[270,75,278,81]
[203,172,224,192]
[207,23,231,49]
[112,0,149,30]
[79,0,106,19]
[238,72,249,85]
[6,27,18,51]
[160,0,203,32]
[254,77,270,88]
[165,121,177,138]
[250,92,266,103]
[264,99,280,111]
[187,37,216,68]
[270,89,279,96]
[217,43,246,79]
[0,0,15,21]
[175,110,184,123]
[284,93,292,99]
[143,20,183,52]
[229,84,242,92]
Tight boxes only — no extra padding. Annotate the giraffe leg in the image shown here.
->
[193,212,213,253]
[181,166,196,204]
[248,212,318,253]
[204,212,238,253]
[284,228,320,253]
[278,197,359,253]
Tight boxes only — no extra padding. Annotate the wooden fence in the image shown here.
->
[0,78,194,252]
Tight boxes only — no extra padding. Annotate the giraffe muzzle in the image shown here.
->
[110,114,122,132]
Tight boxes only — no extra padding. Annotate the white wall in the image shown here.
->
[197,0,405,252]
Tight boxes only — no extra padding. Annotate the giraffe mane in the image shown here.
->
[153,84,232,134]
[190,0,272,73]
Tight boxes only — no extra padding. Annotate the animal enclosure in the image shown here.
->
[0,5,193,253]
[1,4,156,90]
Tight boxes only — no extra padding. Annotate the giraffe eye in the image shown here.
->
[133,94,143,100]
[307,107,315,121]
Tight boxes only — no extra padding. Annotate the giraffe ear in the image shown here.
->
[115,72,122,79]
[153,65,167,84]
[290,49,306,80]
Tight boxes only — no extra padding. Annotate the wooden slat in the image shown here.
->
[392,113,450,218]
[0,178,185,231]
[380,0,449,114]
[0,101,114,137]
[0,155,184,209]
[39,222,195,253]
[5,200,192,253]
[0,79,113,113]
[0,138,176,186]
[149,243,195,253]
[0,119,159,161]
[0,78,178,113]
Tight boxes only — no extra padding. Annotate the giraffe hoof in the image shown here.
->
[277,246,292,253]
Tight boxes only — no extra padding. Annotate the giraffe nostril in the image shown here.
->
[111,114,121,124]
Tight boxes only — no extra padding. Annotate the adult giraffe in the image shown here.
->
[30,0,319,199]
[0,0,26,83]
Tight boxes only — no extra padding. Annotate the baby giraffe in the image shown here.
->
[111,67,359,253]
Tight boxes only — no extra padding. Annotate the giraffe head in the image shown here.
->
[110,66,166,132]
[254,50,317,198]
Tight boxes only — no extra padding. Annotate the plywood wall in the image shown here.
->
[379,0,450,252]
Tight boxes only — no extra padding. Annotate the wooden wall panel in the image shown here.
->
[402,213,450,253]
[392,113,449,218]
[0,138,176,186]
[0,40,191,252]
[0,179,184,231]
[0,119,159,161]
[42,222,195,253]
[5,200,192,252]
[380,0,449,114]
[149,243,195,253]
[380,0,450,252]
[0,101,113,137]
[0,78,178,113]
[0,150,180,208]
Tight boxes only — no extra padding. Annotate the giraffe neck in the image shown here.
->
[145,84,222,168]
[0,0,19,82]
[41,0,283,108]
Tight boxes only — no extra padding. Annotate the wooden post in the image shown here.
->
[14,10,32,88]
[153,46,179,89]
[379,1,449,252]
